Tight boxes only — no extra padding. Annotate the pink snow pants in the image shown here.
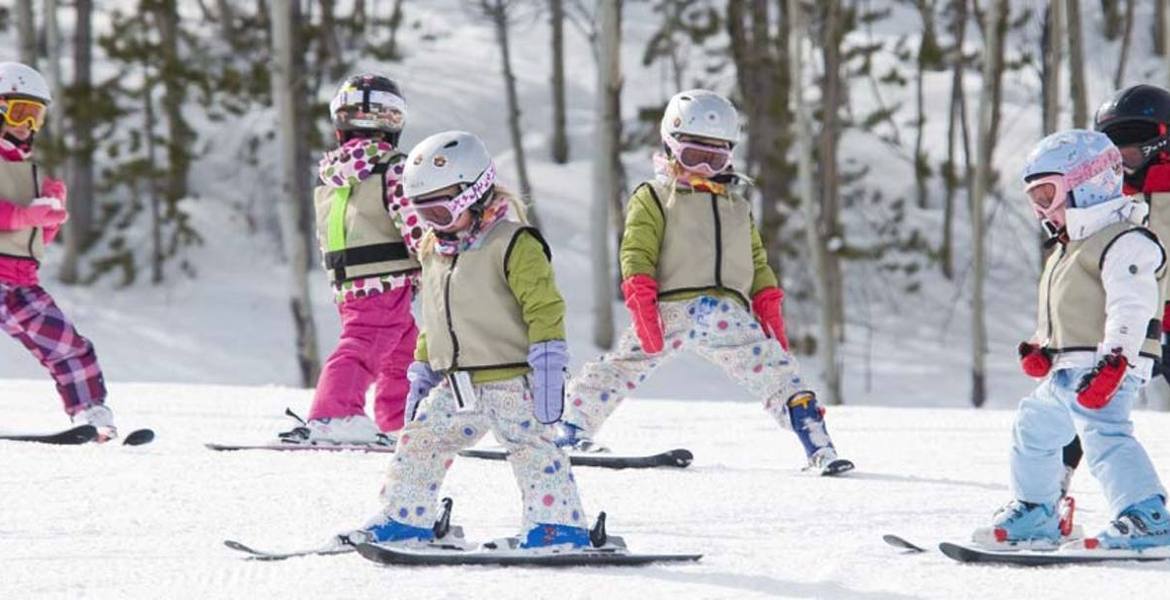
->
[309,286,418,432]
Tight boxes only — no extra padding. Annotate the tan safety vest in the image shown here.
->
[1037,221,1166,360]
[313,161,419,284]
[639,181,755,305]
[1143,191,1170,314]
[419,220,547,372]
[0,161,42,262]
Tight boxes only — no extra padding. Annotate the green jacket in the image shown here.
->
[620,182,777,306]
[415,229,565,383]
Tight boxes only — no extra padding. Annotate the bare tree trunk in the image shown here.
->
[153,0,190,209]
[271,0,322,387]
[913,0,940,210]
[1157,0,1167,56]
[42,0,65,174]
[1114,0,1135,88]
[550,0,570,164]
[1067,0,1088,127]
[970,0,1005,408]
[319,0,346,81]
[1165,0,1170,88]
[16,0,37,67]
[1042,0,1063,135]
[1100,0,1122,40]
[387,0,406,60]
[592,0,620,350]
[60,0,95,284]
[484,0,539,227]
[789,0,837,404]
[942,0,969,280]
[818,0,845,406]
[727,0,791,279]
[143,72,163,285]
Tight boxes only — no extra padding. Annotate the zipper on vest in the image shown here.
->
[1044,245,1067,344]
[710,194,724,288]
[443,254,461,368]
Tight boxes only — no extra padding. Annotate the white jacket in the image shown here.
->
[1050,197,1165,380]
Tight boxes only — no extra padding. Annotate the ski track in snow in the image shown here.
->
[2,383,1169,599]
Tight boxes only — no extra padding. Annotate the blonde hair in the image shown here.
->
[418,185,528,258]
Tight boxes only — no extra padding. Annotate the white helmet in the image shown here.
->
[404,131,497,230]
[0,62,52,104]
[660,89,739,146]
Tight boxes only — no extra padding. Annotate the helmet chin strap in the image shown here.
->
[0,129,33,159]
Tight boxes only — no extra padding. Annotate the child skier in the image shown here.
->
[982,129,1169,551]
[340,130,593,549]
[278,74,425,447]
[0,62,114,440]
[558,89,853,475]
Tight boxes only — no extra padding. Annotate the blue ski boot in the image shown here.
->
[554,423,609,453]
[521,523,590,549]
[1085,495,1170,550]
[339,512,436,546]
[787,392,853,475]
[974,500,1063,547]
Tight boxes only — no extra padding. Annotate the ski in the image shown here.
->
[882,534,928,553]
[938,541,1170,566]
[812,458,855,477]
[0,424,97,445]
[223,539,353,561]
[205,442,395,453]
[458,447,693,470]
[123,429,155,446]
[355,541,702,567]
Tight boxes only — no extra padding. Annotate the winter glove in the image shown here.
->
[405,361,443,422]
[621,274,664,354]
[0,197,67,230]
[751,286,790,351]
[1075,349,1129,410]
[1018,342,1054,379]
[41,177,67,202]
[1162,302,1170,334]
[527,340,569,424]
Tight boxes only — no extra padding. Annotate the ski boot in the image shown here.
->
[1081,495,1170,551]
[554,423,609,453]
[973,498,1073,548]
[340,497,464,548]
[278,409,394,448]
[72,403,117,443]
[788,392,853,475]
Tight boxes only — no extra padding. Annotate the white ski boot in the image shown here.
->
[279,412,394,448]
[71,403,117,442]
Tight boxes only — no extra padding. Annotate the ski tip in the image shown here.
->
[882,534,927,553]
[669,449,694,467]
[123,429,155,446]
[937,542,969,562]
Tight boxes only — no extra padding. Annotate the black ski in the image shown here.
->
[355,541,701,567]
[123,429,155,446]
[224,539,353,561]
[938,541,1170,566]
[0,424,97,445]
[882,534,928,553]
[459,447,693,470]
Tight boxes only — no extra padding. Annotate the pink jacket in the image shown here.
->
[0,148,61,287]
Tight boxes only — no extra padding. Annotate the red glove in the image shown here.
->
[1163,302,1170,334]
[751,287,789,351]
[1018,342,1053,379]
[1076,350,1129,410]
[621,274,664,354]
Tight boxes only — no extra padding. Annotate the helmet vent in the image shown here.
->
[443,140,459,149]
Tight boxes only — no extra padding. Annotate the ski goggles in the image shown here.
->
[331,89,407,132]
[1024,174,1069,228]
[1116,135,1170,174]
[0,99,47,131]
[664,135,733,177]
[412,163,496,230]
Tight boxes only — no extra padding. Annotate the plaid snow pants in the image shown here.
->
[0,283,106,414]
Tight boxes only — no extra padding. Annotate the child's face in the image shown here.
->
[0,97,45,142]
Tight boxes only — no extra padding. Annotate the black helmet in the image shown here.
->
[329,74,407,145]
[1093,84,1170,187]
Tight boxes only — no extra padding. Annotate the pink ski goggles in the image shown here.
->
[664,135,733,177]
[412,163,496,231]
[1024,174,1069,229]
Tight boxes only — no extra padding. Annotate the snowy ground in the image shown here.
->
[2,381,1169,599]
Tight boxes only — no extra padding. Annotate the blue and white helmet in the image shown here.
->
[1021,129,1123,209]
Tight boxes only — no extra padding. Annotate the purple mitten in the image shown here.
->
[527,340,569,424]
[405,361,443,421]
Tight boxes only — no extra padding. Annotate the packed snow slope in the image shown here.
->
[2,381,1169,599]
